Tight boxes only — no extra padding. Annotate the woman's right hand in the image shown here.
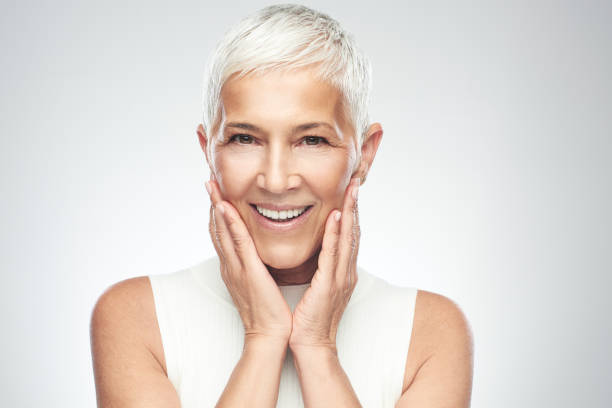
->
[206,177,293,345]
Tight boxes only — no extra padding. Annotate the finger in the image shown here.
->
[336,177,360,288]
[316,208,342,283]
[206,180,248,297]
[206,178,223,207]
[210,203,238,292]
[351,184,360,289]
[207,179,238,264]
[206,178,225,262]
[207,180,256,281]
[206,178,227,256]
[209,182,264,274]
[212,202,243,272]
[209,203,224,262]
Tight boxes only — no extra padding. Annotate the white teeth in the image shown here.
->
[256,205,308,221]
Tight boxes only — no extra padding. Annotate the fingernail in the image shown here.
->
[334,210,341,222]
[216,202,225,215]
[205,181,211,195]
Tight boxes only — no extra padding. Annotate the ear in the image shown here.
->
[196,123,212,168]
[354,122,383,185]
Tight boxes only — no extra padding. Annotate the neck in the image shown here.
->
[266,250,320,286]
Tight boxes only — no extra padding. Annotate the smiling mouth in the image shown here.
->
[249,204,314,222]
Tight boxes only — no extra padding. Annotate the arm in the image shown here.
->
[90,277,181,408]
[206,179,294,406]
[396,291,474,407]
[291,345,361,407]
[215,335,288,407]
[286,178,364,407]
[91,277,289,408]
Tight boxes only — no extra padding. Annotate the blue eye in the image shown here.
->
[229,134,254,144]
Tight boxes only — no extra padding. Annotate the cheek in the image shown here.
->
[301,154,351,206]
[215,148,353,204]
[214,151,259,195]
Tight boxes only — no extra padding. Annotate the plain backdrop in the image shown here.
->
[1,0,611,406]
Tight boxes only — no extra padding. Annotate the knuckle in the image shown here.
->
[326,242,340,258]
[231,233,251,250]
[223,212,235,227]
[209,212,218,234]
[210,223,223,248]
[208,226,218,245]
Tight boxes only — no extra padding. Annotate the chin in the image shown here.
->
[257,241,315,270]
[260,250,306,270]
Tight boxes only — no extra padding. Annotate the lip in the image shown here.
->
[249,204,314,232]
[252,202,310,211]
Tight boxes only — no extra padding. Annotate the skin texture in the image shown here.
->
[199,66,382,405]
[89,65,473,407]
[197,67,381,285]
[206,174,364,406]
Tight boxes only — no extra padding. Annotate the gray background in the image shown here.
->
[1,0,611,406]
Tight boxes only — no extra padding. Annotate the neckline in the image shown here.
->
[192,255,375,308]
[278,282,311,287]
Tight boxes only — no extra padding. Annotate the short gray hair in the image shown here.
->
[201,3,372,146]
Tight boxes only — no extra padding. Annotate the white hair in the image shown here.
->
[201,3,372,147]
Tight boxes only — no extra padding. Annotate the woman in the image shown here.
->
[90,4,473,407]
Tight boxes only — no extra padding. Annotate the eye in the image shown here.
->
[228,134,254,144]
[302,136,329,146]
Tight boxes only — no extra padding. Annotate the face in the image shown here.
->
[199,67,380,272]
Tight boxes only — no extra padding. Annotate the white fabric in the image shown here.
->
[149,255,418,407]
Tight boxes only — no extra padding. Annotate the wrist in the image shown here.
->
[243,334,289,355]
[289,342,338,359]
[290,344,340,379]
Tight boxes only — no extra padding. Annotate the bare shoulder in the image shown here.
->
[90,276,177,407]
[399,289,474,407]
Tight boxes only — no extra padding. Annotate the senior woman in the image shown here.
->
[90,4,473,408]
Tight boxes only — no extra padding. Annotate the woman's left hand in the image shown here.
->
[288,177,361,355]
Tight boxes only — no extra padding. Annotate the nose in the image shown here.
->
[256,143,300,194]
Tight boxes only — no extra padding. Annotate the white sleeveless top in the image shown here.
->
[149,256,418,407]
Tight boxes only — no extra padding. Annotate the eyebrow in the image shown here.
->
[225,121,336,134]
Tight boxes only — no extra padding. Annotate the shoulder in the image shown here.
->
[90,277,181,406]
[90,276,167,375]
[400,289,474,403]
[91,276,155,329]
[413,290,472,341]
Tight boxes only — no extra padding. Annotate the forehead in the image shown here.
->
[219,68,350,132]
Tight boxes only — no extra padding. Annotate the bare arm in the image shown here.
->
[292,345,361,407]
[91,277,290,408]
[215,335,288,407]
[90,277,181,408]
[206,178,294,406]
[395,291,474,407]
